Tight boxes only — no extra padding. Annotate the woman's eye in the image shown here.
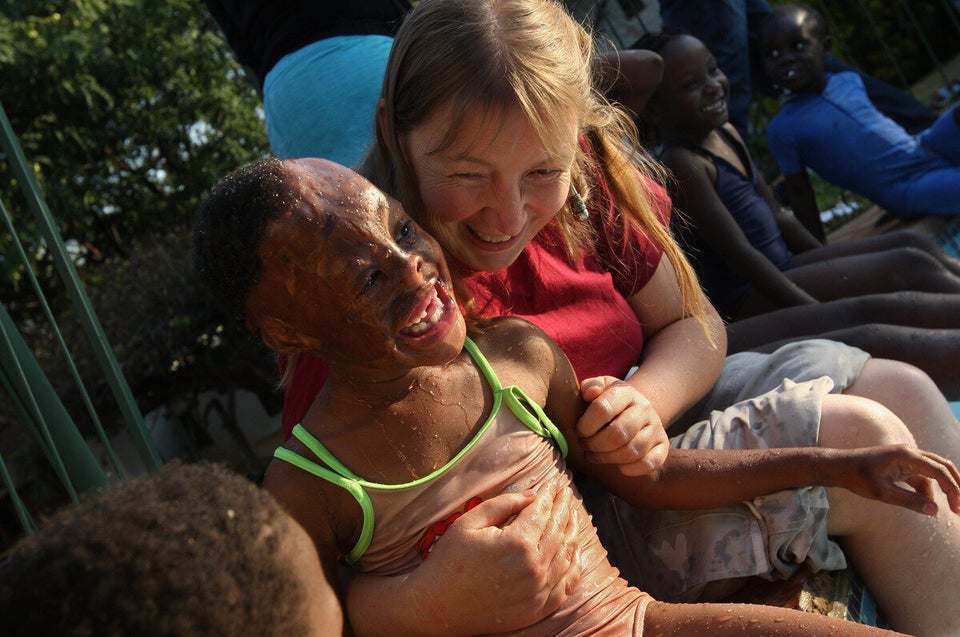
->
[530,168,562,180]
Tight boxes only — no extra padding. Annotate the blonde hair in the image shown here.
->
[360,0,709,331]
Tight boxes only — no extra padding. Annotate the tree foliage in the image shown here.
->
[0,0,274,428]
[770,0,960,88]
[1,0,268,291]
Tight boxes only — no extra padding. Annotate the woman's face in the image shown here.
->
[402,105,578,272]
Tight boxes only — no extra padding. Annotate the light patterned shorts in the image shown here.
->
[581,339,871,602]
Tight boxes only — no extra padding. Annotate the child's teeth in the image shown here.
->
[404,289,443,334]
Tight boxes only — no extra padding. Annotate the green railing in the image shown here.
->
[0,98,161,539]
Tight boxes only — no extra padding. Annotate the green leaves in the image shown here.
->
[1,0,274,421]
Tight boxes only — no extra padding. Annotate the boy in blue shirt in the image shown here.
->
[761,3,960,240]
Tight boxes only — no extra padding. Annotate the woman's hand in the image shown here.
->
[823,445,960,515]
[576,375,669,476]
[346,481,584,636]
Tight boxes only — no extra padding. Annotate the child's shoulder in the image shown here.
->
[470,316,559,367]
[471,315,550,347]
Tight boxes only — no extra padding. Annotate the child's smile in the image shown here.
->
[651,34,730,141]
[247,158,467,376]
[400,282,450,337]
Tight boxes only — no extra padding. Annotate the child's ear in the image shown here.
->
[821,34,833,55]
[257,316,325,356]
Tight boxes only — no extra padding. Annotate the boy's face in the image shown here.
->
[760,10,829,94]
[246,158,466,376]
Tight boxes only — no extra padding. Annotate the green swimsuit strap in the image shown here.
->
[274,337,566,564]
[463,337,568,457]
[274,425,374,564]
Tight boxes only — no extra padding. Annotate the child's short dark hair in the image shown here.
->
[0,461,309,637]
[762,3,828,41]
[194,157,298,322]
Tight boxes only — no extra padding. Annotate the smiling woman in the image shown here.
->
[403,106,578,273]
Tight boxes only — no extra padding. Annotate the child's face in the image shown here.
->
[760,10,829,94]
[650,34,730,136]
[246,158,466,375]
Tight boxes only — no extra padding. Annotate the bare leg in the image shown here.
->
[644,599,906,636]
[818,392,960,636]
[731,292,960,340]
[728,323,960,400]
[841,358,960,467]
[787,249,960,299]
[727,292,960,399]
[802,230,960,279]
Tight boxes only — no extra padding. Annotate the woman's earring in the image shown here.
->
[569,184,588,221]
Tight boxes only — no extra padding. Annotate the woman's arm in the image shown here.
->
[571,257,723,474]
[625,256,726,426]
[662,145,818,309]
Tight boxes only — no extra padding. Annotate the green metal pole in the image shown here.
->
[0,99,162,471]
[0,304,108,495]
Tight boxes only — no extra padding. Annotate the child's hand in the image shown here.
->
[825,445,960,515]
[577,376,669,476]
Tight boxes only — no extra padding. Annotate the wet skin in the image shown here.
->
[245,157,467,385]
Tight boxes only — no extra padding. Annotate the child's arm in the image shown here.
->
[781,169,826,242]
[753,163,823,253]
[262,459,350,593]
[533,327,960,516]
[645,600,908,636]
[661,144,818,308]
[597,49,663,117]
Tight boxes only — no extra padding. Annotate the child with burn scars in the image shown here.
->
[193,156,960,636]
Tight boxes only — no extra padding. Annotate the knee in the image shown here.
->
[844,358,944,422]
[819,393,913,448]
[885,229,936,252]
[849,358,937,399]
[884,248,946,286]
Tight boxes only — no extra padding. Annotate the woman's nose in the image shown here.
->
[487,181,526,233]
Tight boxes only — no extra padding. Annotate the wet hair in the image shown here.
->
[761,3,828,43]
[0,462,311,637]
[359,0,710,331]
[194,156,298,323]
